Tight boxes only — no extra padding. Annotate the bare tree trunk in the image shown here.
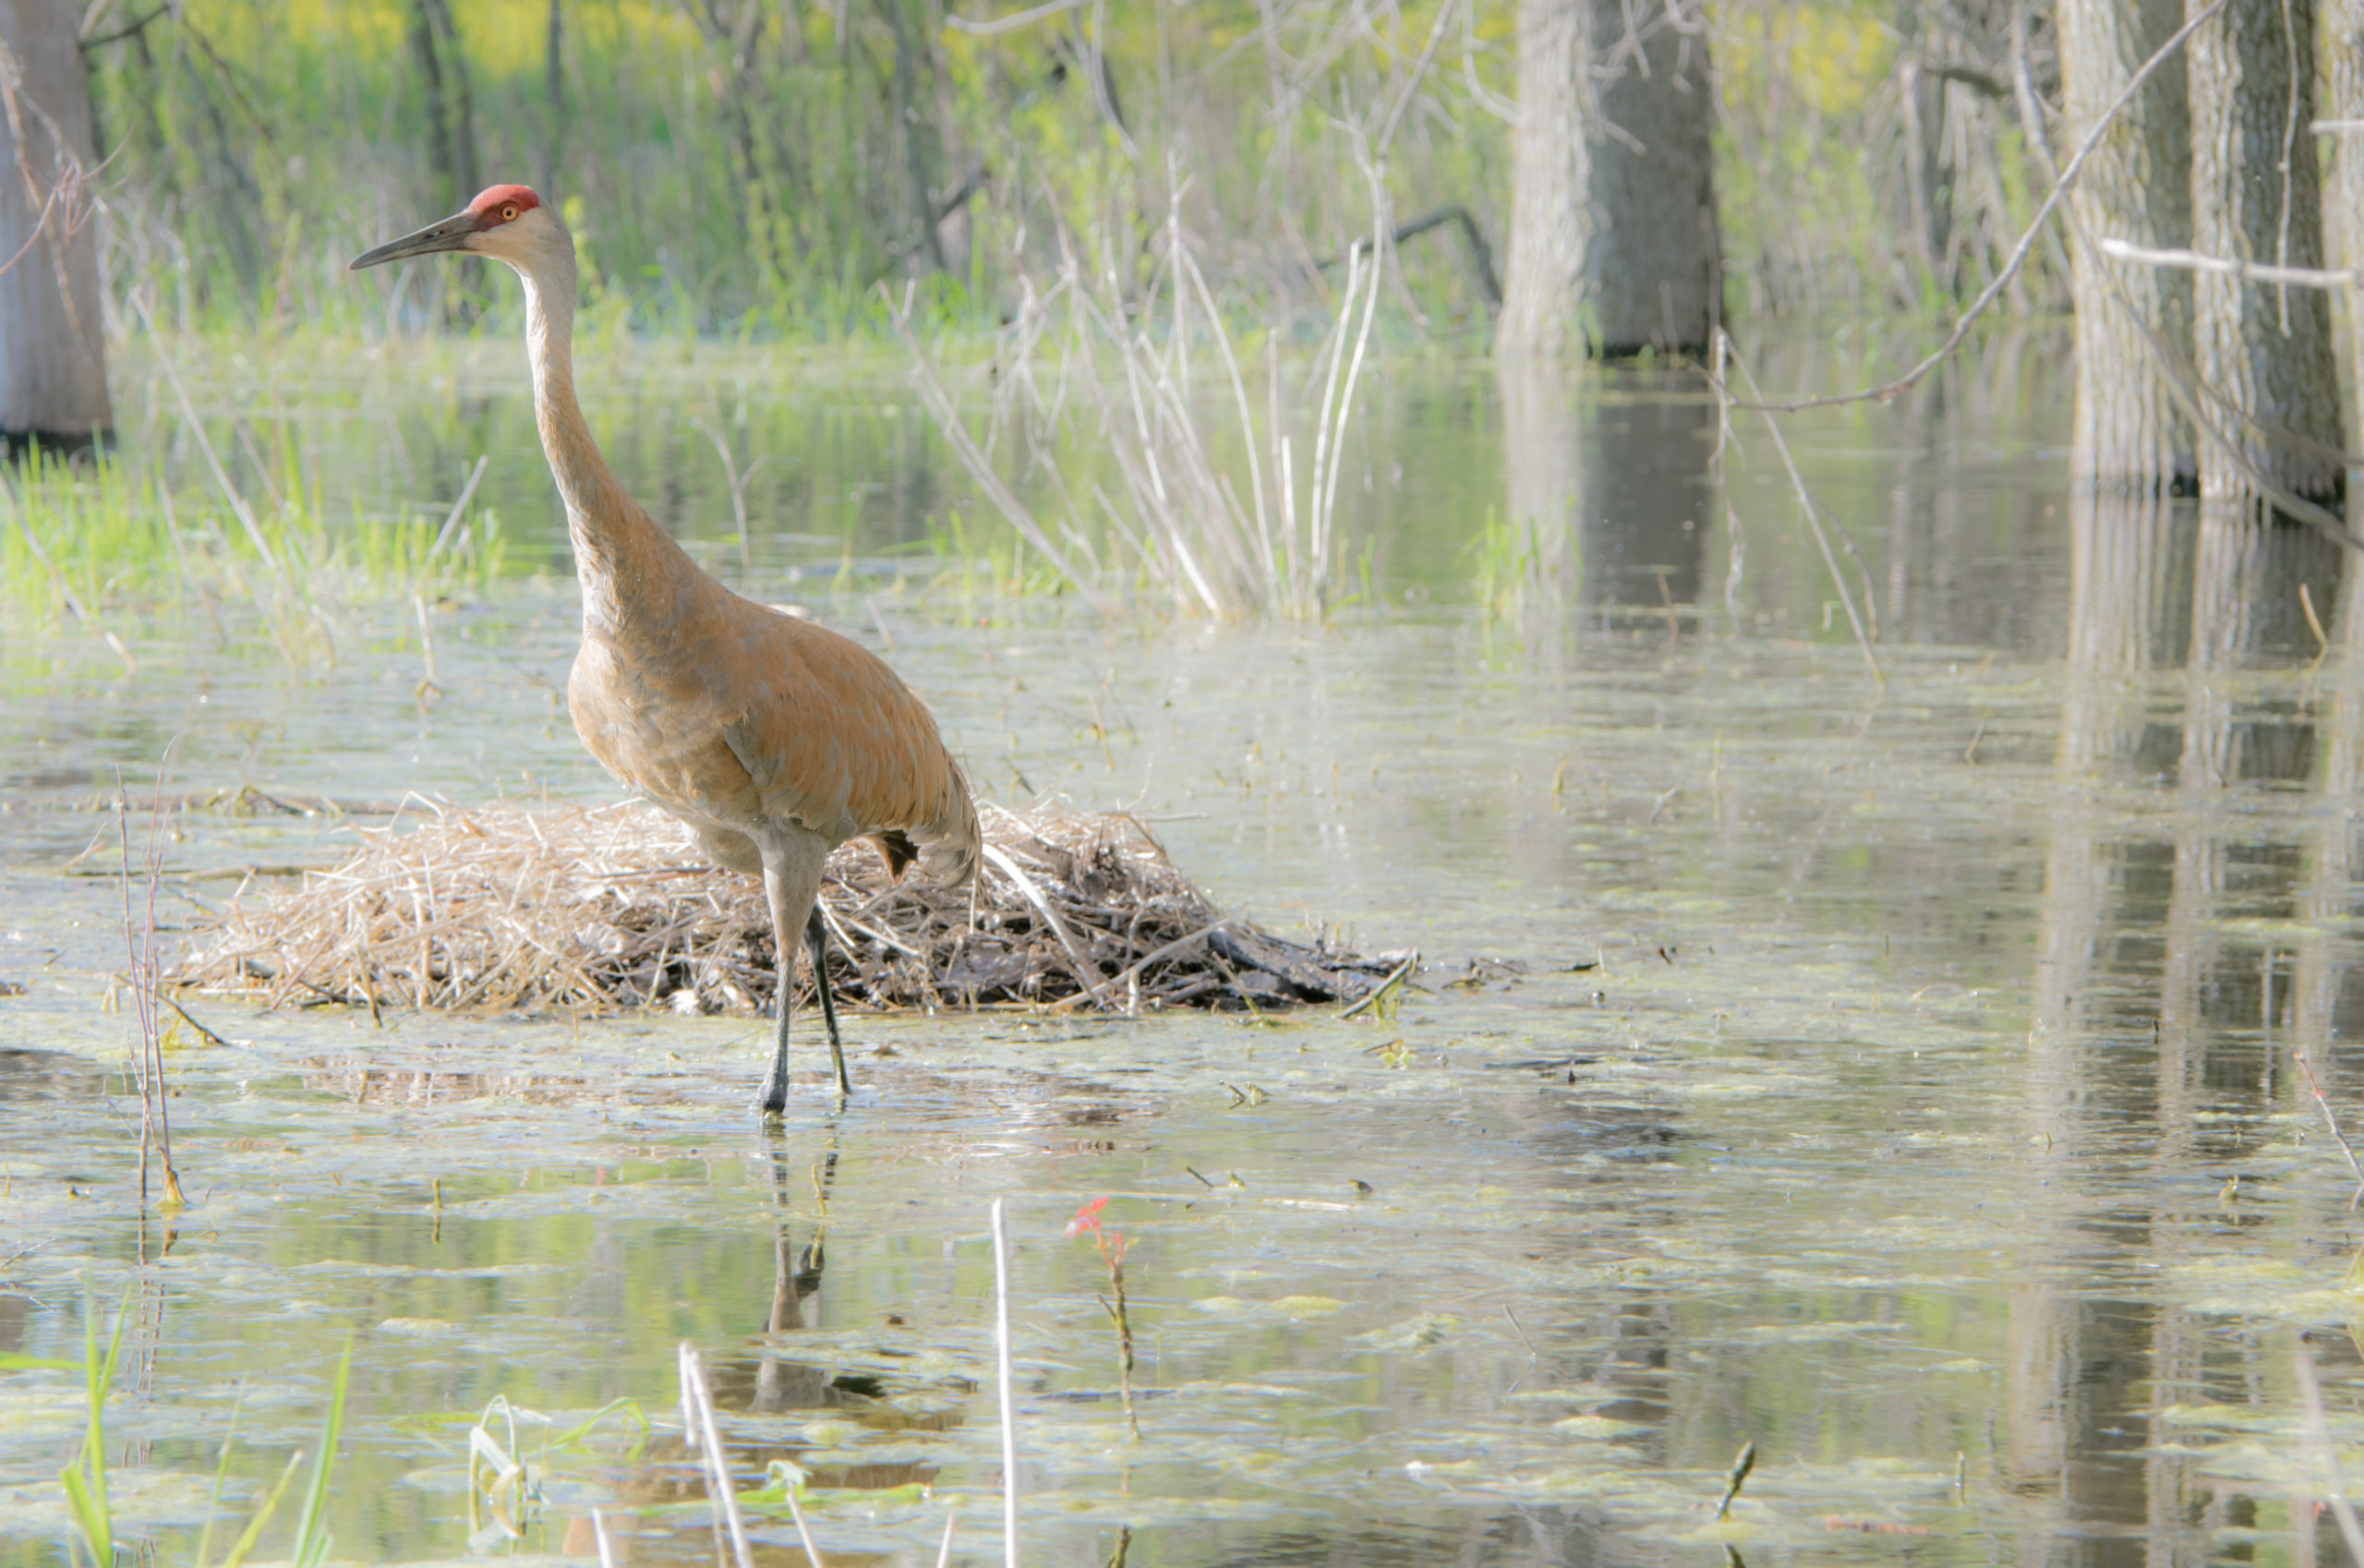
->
[2187,0,2342,507]
[408,0,479,210]
[409,0,459,209]
[1499,0,1719,358]
[541,0,564,199]
[1899,56,1954,294]
[2059,0,2193,488]
[1500,0,1590,358]
[2322,0,2364,453]
[424,0,480,201]
[0,0,111,450]
[882,0,947,275]
[1587,4,1719,356]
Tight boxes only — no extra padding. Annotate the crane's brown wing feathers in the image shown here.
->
[718,601,980,887]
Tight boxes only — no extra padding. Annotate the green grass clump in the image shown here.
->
[4,447,511,658]
[0,1292,351,1568]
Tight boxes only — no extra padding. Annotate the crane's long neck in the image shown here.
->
[519,250,679,632]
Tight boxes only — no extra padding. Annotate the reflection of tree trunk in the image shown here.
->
[1577,373,1711,610]
[2008,483,2182,1514]
[2058,0,2192,486]
[2289,556,2364,1085]
[1499,0,1720,358]
[0,0,113,449]
[2187,0,2343,506]
[2164,505,2330,1116]
[2059,489,2188,774]
[2179,503,2338,787]
[1496,363,1582,661]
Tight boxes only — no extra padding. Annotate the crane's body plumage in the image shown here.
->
[355,184,976,1111]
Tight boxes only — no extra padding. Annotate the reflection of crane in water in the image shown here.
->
[559,1140,963,1563]
[351,185,979,1115]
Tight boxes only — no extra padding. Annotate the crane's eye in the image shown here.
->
[500,203,519,223]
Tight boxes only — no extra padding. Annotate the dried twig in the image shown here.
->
[2291,1334,2364,1568]
[2294,1048,2364,1211]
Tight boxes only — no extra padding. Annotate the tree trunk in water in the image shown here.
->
[2322,0,2364,453]
[2058,0,2193,487]
[0,0,112,450]
[1589,7,1719,356]
[541,0,564,199]
[883,0,947,275]
[408,0,478,210]
[424,0,480,201]
[2187,0,2342,507]
[1499,0,1588,359]
[1500,0,1720,358]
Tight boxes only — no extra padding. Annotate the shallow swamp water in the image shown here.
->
[5,333,2364,1568]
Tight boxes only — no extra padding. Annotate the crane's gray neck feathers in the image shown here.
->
[516,240,666,630]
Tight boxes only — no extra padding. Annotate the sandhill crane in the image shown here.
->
[352,184,980,1115]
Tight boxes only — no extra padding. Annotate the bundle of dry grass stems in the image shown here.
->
[175,796,1391,1019]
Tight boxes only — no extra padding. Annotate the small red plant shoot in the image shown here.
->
[1067,1197,1140,1439]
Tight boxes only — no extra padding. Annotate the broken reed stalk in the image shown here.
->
[115,767,184,1213]
[2291,1333,2364,1568]
[678,1344,755,1568]
[1715,334,1883,686]
[992,1198,1020,1568]
[2293,1046,2364,1211]
[174,797,1391,1020]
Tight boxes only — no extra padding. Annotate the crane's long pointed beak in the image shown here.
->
[349,211,476,271]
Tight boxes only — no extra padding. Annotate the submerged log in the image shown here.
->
[174,798,1394,1018]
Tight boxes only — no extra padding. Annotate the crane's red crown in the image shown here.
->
[468,184,542,228]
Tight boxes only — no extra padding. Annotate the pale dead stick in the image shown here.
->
[2293,1047,2364,1210]
[676,1344,754,1568]
[983,843,1114,1006]
[2291,1333,2364,1568]
[1715,334,1883,685]
[1045,915,1238,1014]
[991,1198,1020,1568]
[421,453,489,572]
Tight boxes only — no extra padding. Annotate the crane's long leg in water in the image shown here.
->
[756,826,832,1116]
[805,903,849,1095]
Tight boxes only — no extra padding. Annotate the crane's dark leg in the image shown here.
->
[805,905,850,1095]
[755,826,832,1117]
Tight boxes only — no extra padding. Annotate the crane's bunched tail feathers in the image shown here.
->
[920,758,983,889]
[875,756,980,890]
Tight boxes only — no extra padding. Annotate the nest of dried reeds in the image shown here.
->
[173,797,1393,1018]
